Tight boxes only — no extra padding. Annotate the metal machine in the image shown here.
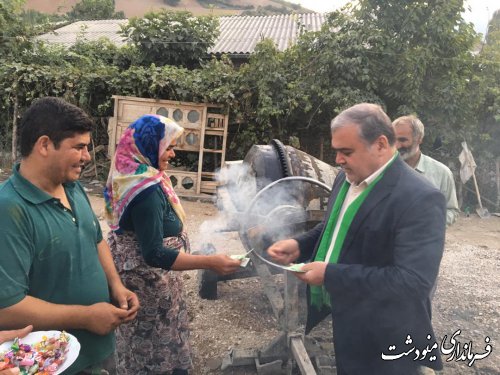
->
[199,140,339,374]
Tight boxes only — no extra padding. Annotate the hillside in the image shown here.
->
[24,0,312,17]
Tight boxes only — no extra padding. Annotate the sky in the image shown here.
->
[288,0,499,36]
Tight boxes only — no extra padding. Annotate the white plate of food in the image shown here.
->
[0,330,80,375]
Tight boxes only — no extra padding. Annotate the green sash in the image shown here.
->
[310,156,396,309]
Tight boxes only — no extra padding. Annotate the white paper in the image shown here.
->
[230,254,250,267]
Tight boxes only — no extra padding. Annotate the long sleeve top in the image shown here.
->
[118,185,182,270]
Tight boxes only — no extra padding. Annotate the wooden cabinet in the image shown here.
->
[108,95,229,196]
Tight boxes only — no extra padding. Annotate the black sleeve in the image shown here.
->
[294,222,324,262]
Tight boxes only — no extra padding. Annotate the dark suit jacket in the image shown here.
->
[295,156,446,375]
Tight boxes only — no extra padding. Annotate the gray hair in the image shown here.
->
[330,103,395,146]
[392,115,425,141]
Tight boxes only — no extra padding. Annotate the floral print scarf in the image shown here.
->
[104,114,186,231]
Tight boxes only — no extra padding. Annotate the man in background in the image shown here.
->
[393,115,459,226]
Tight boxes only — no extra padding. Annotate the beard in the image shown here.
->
[398,143,419,161]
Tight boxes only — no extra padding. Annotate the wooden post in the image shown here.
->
[472,169,484,209]
[284,272,298,333]
[91,137,98,178]
[290,337,317,375]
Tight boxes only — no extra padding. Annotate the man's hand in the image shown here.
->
[294,261,327,286]
[209,254,242,275]
[110,285,140,323]
[267,239,300,265]
[85,302,133,335]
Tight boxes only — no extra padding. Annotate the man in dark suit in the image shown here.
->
[267,103,446,375]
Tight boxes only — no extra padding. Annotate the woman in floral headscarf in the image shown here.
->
[105,115,240,375]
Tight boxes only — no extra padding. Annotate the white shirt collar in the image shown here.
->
[346,151,398,188]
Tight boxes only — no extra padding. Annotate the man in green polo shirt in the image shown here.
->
[0,97,139,374]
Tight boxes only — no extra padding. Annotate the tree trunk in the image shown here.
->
[319,135,324,161]
[11,96,19,163]
[496,158,500,210]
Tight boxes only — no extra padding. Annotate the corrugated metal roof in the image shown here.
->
[36,13,327,54]
[36,19,129,47]
[211,13,326,54]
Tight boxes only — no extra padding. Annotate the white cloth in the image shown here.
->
[458,141,476,184]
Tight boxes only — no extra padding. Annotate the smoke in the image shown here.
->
[188,160,328,259]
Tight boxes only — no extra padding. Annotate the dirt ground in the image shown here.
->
[84,184,500,375]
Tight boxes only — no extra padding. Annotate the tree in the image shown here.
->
[481,8,500,131]
[469,9,500,196]
[345,0,478,150]
[289,0,478,159]
[67,0,124,21]
[121,10,219,68]
[0,0,34,59]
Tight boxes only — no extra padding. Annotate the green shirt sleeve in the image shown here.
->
[0,200,33,308]
[129,188,180,270]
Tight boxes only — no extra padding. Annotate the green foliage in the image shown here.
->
[241,0,306,15]
[242,5,292,16]
[67,0,123,20]
[0,0,498,205]
[468,10,500,159]
[311,0,479,160]
[0,0,35,59]
[237,40,294,139]
[121,10,219,68]
[196,0,253,10]
[164,0,181,6]
[20,9,66,24]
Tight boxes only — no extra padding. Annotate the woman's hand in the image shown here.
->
[209,254,242,275]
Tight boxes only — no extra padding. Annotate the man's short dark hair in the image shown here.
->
[18,97,94,157]
[331,103,395,146]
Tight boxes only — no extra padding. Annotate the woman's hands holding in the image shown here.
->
[209,254,242,275]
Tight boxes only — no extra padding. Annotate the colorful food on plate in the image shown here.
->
[0,331,70,374]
